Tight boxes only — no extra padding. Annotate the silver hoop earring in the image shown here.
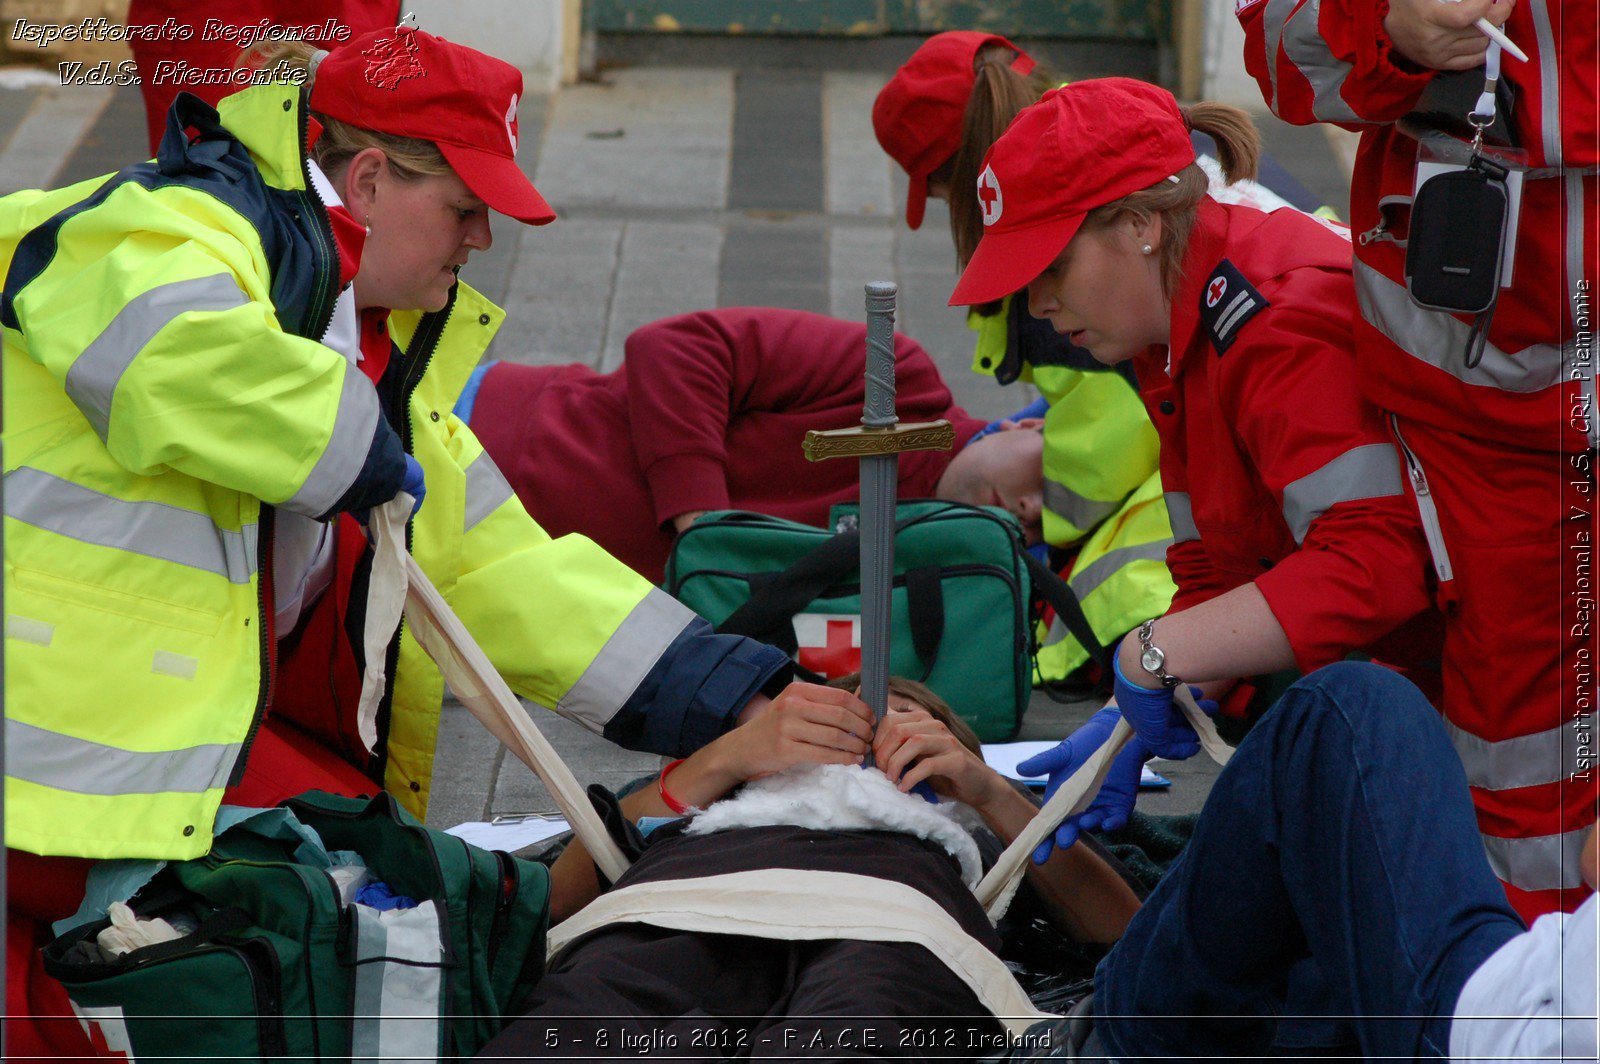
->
[1140,243,1153,255]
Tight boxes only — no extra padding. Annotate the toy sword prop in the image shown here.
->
[804,282,954,766]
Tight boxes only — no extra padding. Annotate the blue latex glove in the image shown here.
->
[1016,708,1127,864]
[1112,642,1200,760]
[1035,735,1152,864]
[400,453,426,515]
[1018,688,1220,864]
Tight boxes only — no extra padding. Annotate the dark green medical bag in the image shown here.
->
[43,790,549,1062]
[664,500,1040,742]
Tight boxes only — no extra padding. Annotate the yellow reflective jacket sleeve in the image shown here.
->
[7,180,396,518]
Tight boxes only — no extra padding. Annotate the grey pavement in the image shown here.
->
[0,50,1352,836]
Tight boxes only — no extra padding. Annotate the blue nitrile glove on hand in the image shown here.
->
[1112,640,1200,760]
[1016,707,1141,864]
[399,453,426,515]
[1019,687,1221,863]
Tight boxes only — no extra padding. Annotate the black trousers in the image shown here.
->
[480,922,1006,1062]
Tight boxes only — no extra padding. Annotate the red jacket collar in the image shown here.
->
[1145,197,1233,382]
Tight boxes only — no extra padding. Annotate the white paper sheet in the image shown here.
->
[444,817,571,853]
[982,742,1169,788]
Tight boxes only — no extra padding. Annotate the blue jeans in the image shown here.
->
[1095,662,1524,1059]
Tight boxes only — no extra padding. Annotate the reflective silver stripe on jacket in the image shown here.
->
[1355,262,1570,393]
[463,450,516,533]
[1069,540,1173,601]
[5,717,239,796]
[1043,480,1122,535]
[1529,1,1560,168]
[555,588,697,731]
[1280,0,1361,123]
[281,363,384,518]
[1280,443,1405,544]
[349,902,445,1062]
[1164,492,1199,543]
[1040,537,1173,650]
[1446,713,1597,792]
[1482,826,1590,893]
[63,274,249,441]
[5,466,258,583]
[1260,0,1296,113]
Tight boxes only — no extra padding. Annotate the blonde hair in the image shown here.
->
[826,674,982,756]
[240,38,451,181]
[1083,101,1261,297]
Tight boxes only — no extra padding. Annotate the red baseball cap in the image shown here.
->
[310,24,556,225]
[872,31,1035,230]
[948,78,1195,306]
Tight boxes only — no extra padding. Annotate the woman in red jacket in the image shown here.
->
[1237,0,1595,922]
[951,79,1440,833]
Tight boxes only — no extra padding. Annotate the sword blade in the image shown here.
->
[858,282,898,767]
[858,452,897,729]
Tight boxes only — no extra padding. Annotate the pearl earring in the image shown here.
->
[1140,243,1153,255]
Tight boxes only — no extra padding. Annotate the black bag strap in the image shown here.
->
[904,565,944,680]
[1024,552,1110,674]
[716,527,865,643]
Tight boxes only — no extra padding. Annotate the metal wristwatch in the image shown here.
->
[1136,618,1183,689]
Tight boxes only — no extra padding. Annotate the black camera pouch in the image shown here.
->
[1405,161,1508,315]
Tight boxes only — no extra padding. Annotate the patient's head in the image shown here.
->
[827,674,982,755]
[934,419,1045,544]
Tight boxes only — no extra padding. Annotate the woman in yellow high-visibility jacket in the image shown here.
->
[2,24,860,1055]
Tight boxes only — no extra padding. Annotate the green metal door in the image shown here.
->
[586,0,1163,42]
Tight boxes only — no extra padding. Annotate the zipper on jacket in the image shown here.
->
[1390,415,1454,583]
[295,89,340,342]
[368,291,456,781]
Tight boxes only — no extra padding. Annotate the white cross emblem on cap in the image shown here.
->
[977,165,1003,227]
[505,93,519,155]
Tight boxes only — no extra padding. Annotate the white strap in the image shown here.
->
[975,686,1233,921]
[364,499,632,882]
[548,869,1055,1038]
[354,499,412,753]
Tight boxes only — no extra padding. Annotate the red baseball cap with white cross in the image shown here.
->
[310,23,556,225]
[948,78,1195,306]
[872,31,1035,230]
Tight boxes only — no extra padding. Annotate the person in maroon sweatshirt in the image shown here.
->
[463,308,1046,583]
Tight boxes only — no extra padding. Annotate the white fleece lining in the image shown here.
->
[683,764,985,888]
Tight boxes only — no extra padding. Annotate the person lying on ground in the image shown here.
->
[456,307,1047,583]
[1032,662,1596,1063]
[477,677,1141,1060]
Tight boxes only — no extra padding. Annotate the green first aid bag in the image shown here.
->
[42,791,549,1062]
[664,500,1038,742]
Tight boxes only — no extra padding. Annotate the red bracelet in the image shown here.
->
[658,758,691,815]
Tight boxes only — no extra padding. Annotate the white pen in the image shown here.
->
[1473,17,1528,62]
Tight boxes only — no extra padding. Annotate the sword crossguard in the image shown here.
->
[802,419,956,462]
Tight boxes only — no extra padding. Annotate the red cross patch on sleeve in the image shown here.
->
[1198,259,1269,355]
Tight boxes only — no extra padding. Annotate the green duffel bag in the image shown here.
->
[43,790,549,1062]
[664,499,1041,742]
